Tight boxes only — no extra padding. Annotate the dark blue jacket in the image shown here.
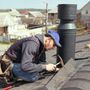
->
[5,35,46,73]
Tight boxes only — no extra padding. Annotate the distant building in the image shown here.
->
[21,11,45,26]
[0,9,22,26]
[78,1,90,28]
[0,9,26,36]
[0,10,27,42]
[28,11,45,25]
[0,26,7,35]
[48,8,59,24]
[19,10,29,18]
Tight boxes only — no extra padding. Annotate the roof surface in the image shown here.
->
[9,33,90,90]
[29,11,45,17]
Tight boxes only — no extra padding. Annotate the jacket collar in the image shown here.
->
[35,34,44,46]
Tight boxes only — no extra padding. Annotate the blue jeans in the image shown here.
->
[12,64,40,82]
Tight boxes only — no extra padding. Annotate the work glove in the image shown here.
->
[46,64,57,72]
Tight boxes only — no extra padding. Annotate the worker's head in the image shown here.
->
[44,30,61,50]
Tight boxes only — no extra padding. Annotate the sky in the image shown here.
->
[0,0,90,10]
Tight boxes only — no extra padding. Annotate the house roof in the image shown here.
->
[81,1,90,10]
[0,9,11,12]
[78,1,90,17]
[28,11,45,18]
[0,11,21,27]
[9,9,22,16]
[48,8,57,14]
[0,13,10,26]
[19,11,29,15]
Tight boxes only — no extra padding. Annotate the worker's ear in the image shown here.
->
[45,38,48,43]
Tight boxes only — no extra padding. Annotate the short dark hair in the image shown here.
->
[45,33,55,43]
[45,34,52,38]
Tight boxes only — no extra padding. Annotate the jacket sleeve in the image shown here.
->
[21,41,46,73]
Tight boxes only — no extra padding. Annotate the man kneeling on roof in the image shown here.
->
[1,30,61,82]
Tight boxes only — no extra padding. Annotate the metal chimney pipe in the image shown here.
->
[57,4,77,64]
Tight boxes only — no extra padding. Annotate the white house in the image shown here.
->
[28,11,45,25]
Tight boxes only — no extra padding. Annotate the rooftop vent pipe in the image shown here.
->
[57,4,77,64]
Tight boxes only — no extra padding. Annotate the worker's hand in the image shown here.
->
[55,68,60,72]
[46,64,56,72]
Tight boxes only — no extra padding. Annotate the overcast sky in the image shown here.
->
[0,0,90,10]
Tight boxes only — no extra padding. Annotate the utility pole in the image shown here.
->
[45,2,48,33]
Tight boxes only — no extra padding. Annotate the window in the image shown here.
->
[86,10,88,14]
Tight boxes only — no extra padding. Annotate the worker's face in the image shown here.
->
[45,37,55,50]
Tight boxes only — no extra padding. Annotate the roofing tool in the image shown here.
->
[55,61,61,66]
[52,54,64,67]
[57,55,64,67]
